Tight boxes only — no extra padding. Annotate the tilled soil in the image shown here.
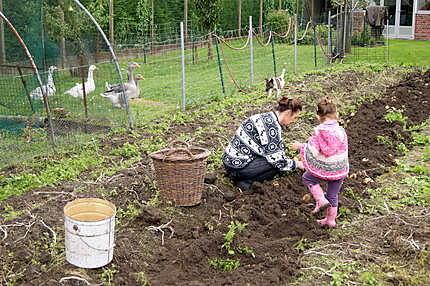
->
[0,69,429,285]
[346,70,430,190]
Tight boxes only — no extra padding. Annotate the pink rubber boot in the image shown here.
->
[317,207,337,228]
[309,184,330,214]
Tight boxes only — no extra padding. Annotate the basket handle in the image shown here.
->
[168,140,190,149]
[163,147,195,160]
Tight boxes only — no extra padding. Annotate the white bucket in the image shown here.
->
[64,198,116,269]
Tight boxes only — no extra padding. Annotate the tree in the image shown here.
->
[194,0,221,60]
[259,0,263,34]
[109,0,114,45]
[0,0,5,63]
[184,0,188,41]
[238,0,241,33]
[136,0,150,43]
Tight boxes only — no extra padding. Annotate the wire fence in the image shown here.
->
[0,3,389,169]
[0,0,128,168]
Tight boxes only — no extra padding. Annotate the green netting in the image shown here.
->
[0,0,130,168]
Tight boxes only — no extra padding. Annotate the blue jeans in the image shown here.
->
[224,156,280,188]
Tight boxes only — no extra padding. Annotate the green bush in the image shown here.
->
[352,27,372,46]
[267,10,292,43]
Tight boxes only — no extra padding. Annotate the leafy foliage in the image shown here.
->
[0,147,103,201]
[222,220,248,255]
[266,10,291,34]
[384,109,407,125]
[412,133,430,146]
[110,142,140,159]
[208,258,240,272]
[194,0,221,32]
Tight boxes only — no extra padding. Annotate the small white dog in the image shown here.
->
[265,68,286,97]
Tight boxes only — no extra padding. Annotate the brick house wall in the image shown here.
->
[353,10,366,34]
[415,14,430,40]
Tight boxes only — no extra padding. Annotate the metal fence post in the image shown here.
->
[271,35,277,76]
[386,17,389,63]
[249,16,254,85]
[143,38,147,64]
[214,35,225,95]
[328,10,332,64]
[79,55,89,126]
[192,34,195,65]
[313,24,317,68]
[343,1,348,55]
[180,21,186,111]
[16,66,35,113]
[294,14,298,73]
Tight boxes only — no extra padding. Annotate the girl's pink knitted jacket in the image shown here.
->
[300,120,349,180]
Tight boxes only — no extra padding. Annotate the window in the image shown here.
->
[418,0,430,10]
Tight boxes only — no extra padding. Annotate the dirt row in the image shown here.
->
[0,69,429,285]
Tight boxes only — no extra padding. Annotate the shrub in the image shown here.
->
[352,26,378,46]
[267,10,292,43]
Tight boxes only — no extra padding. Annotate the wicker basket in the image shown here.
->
[149,140,211,206]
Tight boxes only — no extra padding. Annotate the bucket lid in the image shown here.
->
[64,198,116,222]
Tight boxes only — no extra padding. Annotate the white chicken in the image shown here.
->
[30,66,57,100]
[100,74,144,108]
[64,65,97,99]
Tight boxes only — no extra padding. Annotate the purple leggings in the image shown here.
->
[302,172,344,207]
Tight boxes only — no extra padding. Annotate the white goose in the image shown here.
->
[100,74,144,108]
[30,66,57,100]
[65,65,97,99]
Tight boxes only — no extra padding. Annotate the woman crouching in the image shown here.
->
[222,97,304,194]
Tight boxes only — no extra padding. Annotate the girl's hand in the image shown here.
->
[295,160,304,170]
[290,141,302,151]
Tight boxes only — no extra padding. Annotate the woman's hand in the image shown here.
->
[290,141,302,151]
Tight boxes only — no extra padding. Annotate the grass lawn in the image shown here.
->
[388,39,430,66]
[346,39,430,67]
[0,37,429,169]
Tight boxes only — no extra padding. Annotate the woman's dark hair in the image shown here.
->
[276,97,302,113]
[317,97,337,117]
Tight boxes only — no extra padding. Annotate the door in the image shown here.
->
[382,0,414,38]
[385,0,397,37]
[398,0,414,38]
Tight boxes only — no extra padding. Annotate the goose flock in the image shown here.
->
[28,62,143,109]
[100,74,144,108]
[101,62,143,108]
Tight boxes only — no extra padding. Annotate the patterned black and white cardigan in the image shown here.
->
[222,112,296,171]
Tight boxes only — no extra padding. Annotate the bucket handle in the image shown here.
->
[78,236,113,252]
[168,140,190,149]
[163,147,195,160]
[72,224,113,252]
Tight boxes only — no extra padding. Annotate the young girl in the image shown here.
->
[292,97,349,227]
